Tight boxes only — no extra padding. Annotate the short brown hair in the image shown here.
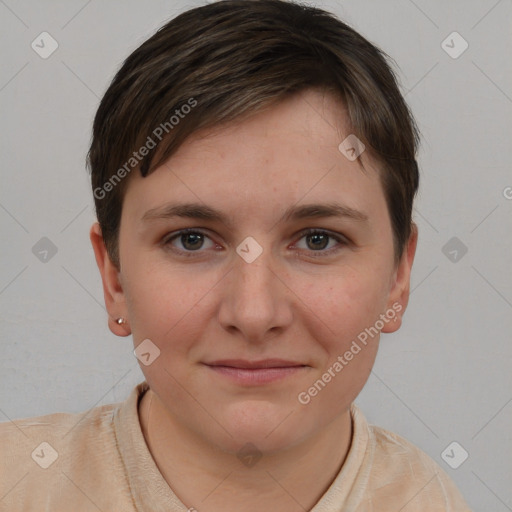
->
[87,0,420,267]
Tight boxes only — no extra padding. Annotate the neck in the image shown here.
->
[138,388,352,512]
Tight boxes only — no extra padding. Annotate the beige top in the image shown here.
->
[0,381,471,511]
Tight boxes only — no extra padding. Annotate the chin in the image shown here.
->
[213,402,308,454]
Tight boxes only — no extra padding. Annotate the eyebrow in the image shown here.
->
[141,201,368,228]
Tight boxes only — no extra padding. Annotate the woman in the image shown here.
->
[0,1,471,510]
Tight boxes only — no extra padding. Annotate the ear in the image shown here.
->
[90,222,131,337]
[381,223,418,333]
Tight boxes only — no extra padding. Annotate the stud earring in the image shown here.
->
[116,317,126,325]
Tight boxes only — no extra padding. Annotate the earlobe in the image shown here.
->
[90,222,131,337]
[381,223,418,334]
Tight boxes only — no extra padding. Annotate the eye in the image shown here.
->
[162,227,348,257]
[294,228,347,255]
[163,228,217,254]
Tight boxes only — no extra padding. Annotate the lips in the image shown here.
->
[203,359,308,385]
[204,359,306,369]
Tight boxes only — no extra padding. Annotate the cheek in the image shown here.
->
[122,255,229,364]
[300,266,387,345]
[294,273,384,417]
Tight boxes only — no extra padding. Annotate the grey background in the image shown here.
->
[1,0,511,510]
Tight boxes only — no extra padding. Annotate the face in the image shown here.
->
[93,89,416,454]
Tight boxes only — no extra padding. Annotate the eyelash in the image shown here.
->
[162,228,348,258]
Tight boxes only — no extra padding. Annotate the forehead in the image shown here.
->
[122,89,387,227]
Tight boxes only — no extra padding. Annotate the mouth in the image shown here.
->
[203,359,309,385]
[205,359,306,369]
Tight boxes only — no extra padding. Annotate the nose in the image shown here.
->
[217,245,293,344]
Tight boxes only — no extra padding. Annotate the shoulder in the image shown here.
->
[0,401,116,439]
[0,400,133,510]
[347,404,470,512]
[0,401,118,459]
[351,407,472,511]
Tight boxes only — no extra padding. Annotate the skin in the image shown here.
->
[91,89,417,512]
